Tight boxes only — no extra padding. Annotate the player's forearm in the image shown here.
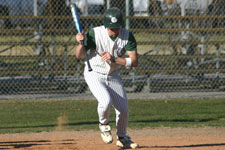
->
[114,50,138,67]
[115,57,138,67]
[76,44,85,58]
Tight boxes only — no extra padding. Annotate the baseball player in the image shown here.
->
[75,7,138,149]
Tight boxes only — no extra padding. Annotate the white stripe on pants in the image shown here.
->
[84,69,128,137]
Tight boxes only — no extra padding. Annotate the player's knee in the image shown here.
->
[98,101,111,112]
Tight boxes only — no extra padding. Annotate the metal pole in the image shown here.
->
[33,0,38,17]
[216,45,220,77]
[49,0,55,81]
[180,1,188,55]
[125,0,130,29]
[64,45,68,79]
[200,35,206,63]
[33,0,41,55]
[84,0,88,16]
[107,0,110,9]
[180,1,186,40]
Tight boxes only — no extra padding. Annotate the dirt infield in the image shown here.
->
[0,127,225,150]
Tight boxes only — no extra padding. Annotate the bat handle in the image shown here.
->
[80,40,92,72]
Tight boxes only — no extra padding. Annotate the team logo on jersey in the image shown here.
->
[116,47,126,57]
[111,17,118,23]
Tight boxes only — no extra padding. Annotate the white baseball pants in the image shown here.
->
[84,68,128,137]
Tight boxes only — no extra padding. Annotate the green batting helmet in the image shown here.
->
[103,7,123,28]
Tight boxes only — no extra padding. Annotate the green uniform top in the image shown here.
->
[84,28,137,52]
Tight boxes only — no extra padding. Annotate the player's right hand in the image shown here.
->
[76,31,85,44]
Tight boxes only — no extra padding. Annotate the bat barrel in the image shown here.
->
[70,4,82,33]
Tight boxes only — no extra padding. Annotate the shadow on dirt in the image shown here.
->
[0,121,99,130]
[139,143,225,149]
[131,118,218,124]
[0,139,75,149]
[0,140,50,149]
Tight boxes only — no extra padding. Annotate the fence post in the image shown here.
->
[33,0,42,55]
[107,0,110,9]
[125,0,130,29]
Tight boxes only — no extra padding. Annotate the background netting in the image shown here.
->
[0,0,224,98]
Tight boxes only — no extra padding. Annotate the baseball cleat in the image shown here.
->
[116,136,139,149]
[99,124,113,144]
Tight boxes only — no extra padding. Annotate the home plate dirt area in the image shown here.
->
[0,127,225,150]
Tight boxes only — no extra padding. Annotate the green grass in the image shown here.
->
[0,98,225,134]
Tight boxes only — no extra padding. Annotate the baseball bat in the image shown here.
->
[70,4,92,71]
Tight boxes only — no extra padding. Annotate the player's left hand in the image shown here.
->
[100,52,112,62]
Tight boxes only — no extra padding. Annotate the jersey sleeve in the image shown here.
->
[84,28,96,50]
[124,31,137,51]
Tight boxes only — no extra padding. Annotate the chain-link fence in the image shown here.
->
[0,0,225,98]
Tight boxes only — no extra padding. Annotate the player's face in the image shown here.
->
[107,28,120,37]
